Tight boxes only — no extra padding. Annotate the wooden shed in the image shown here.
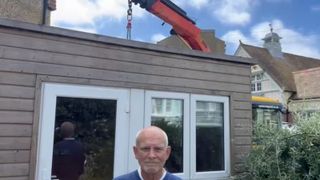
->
[0,19,253,180]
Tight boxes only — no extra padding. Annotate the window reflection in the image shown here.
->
[151,98,183,173]
[196,101,224,172]
[54,97,116,180]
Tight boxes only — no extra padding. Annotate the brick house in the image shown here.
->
[289,66,320,114]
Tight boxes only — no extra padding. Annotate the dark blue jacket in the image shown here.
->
[114,170,182,180]
[51,139,85,180]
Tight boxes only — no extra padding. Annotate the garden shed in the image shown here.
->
[0,19,253,180]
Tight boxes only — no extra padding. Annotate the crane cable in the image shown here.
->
[127,0,133,40]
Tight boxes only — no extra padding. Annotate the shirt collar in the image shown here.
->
[138,167,167,180]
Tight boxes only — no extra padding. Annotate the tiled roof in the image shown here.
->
[240,43,320,92]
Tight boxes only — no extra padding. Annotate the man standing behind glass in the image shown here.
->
[52,121,86,180]
[114,126,181,180]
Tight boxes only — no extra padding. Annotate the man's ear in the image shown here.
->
[133,146,138,158]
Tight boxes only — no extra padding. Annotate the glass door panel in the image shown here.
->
[150,98,184,173]
[52,97,117,180]
[145,91,190,179]
[195,101,224,171]
[37,83,129,180]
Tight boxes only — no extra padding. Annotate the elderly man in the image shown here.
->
[114,126,181,180]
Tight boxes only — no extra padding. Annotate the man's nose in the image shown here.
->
[147,149,157,158]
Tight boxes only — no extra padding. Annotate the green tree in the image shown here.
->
[236,113,320,180]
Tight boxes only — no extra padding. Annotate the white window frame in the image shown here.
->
[145,91,190,179]
[35,83,130,180]
[190,94,230,179]
[251,72,264,92]
[145,91,230,179]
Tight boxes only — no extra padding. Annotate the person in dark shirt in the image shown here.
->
[52,121,86,180]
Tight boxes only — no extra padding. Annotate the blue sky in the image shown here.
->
[51,0,320,58]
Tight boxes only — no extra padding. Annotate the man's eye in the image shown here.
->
[154,147,163,152]
[141,147,150,152]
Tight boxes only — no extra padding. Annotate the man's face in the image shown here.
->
[134,130,171,175]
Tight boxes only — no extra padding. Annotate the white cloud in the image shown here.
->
[213,0,253,26]
[222,19,320,58]
[51,0,146,27]
[151,33,166,43]
[173,0,253,25]
[189,0,210,9]
[51,0,96,25]
[222,30,252,54]
[172,0,209,9]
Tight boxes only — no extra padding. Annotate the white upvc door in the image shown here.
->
[36,83,130,180]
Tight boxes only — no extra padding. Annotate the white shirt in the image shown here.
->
[138,167,167,180]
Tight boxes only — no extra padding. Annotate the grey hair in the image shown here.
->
[135,126,169,147]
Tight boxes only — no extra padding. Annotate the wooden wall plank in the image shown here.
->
[0,98,34,111]
[0,124,32,137]
[0,72,35,87]
[0,111,33,124]
[36,75,235,97]
[233,110,252,119]
[0,33,250,76]
[0,85,35,99]
[0,177,28,180]
[0,137,31,150]
[233,118,252,128]
[234,137,251,145]
[232,101,251,110]
[231,92,251,101]
[0,150,29,163]
[234,145,251,154]
[0,45,250,84]
[234,127,252,136]
[0,59,250,93]
[0,163,29,177]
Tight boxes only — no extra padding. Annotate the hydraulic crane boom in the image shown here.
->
[132,0,211,52]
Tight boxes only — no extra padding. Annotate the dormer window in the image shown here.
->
[251,72,264,92]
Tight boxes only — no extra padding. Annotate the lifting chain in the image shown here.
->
[127,0,133,40]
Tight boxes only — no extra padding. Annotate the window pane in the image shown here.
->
[257,82,262,91]
[253,108,281,129]
[196,101,224,172]
[251,83,256,91]
[256,73,263,80]
[53,97,116,180]
[151,98,183,173]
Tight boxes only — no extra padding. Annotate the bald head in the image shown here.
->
[135,126,168,147]
[60,121,75,138]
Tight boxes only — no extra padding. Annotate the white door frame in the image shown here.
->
[35,83,130,180]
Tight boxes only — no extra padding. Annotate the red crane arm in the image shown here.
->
[132,0,211,52]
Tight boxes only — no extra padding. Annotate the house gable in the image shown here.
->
[237,43,320,92]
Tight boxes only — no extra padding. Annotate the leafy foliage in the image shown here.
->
[237,113,320,180]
